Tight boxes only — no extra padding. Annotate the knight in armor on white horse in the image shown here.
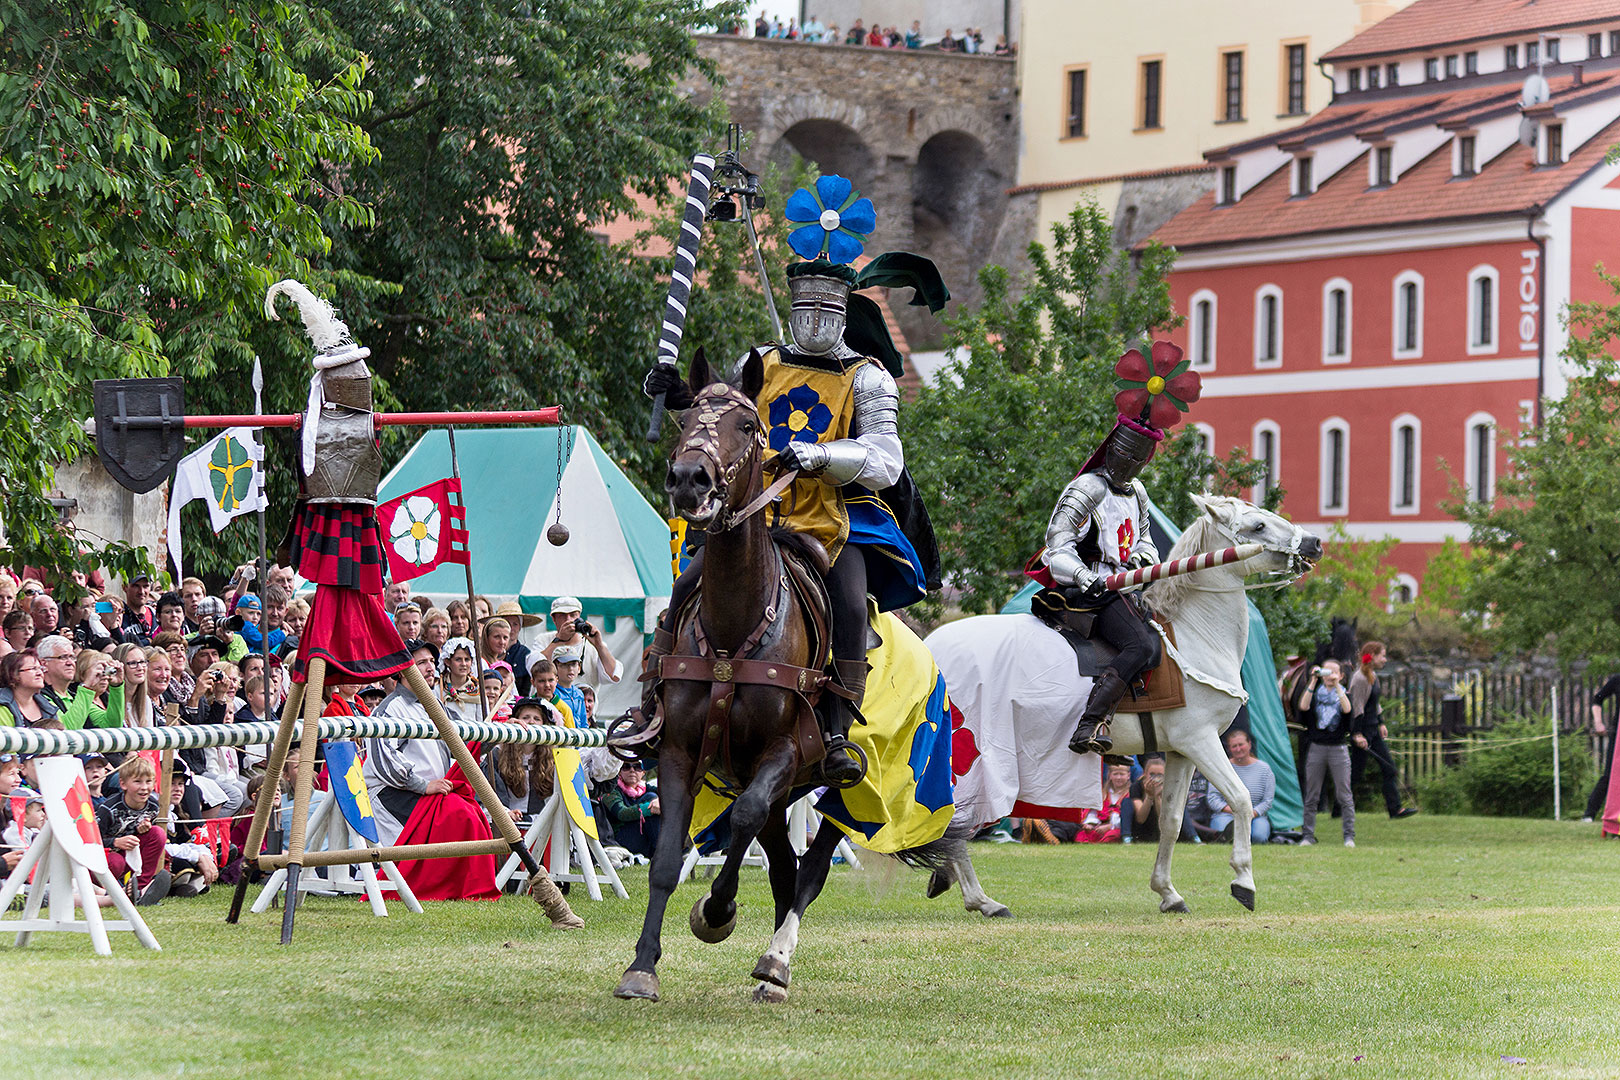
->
[1028,343,1205,755]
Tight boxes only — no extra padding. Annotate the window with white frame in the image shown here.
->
[1252,421,1280,503]
[1390,413,1421,514]
[1467,265,1498,354]
[1254,284,1282,367]
[1392,271,1423,358]
[1388,573,1420,612]
[1322,277,1351,363]
[1190,289,1217,369]
[1319,418,1349,515]
[1465,412,1496,503]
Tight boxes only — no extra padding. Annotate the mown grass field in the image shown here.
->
[9,814,1618,1080]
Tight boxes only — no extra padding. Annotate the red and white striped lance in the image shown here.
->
[1104,543,1265,591]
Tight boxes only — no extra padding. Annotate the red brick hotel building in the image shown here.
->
[1150,0,1620,597]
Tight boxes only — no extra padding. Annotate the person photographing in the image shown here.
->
[1295,659,1363,847]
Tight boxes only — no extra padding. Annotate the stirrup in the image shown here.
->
[1069,718,1113,755]
[820,736,869,789]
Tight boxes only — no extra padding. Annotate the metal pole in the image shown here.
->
[164,408,564,430]
[447,427,490,724]
[1552,688,1562,821]
[251,357,272,713]
[742,201,783,341]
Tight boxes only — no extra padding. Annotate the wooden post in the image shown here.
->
[279,657,327,944]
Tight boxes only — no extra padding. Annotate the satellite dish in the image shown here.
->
[1518,74,1551,146]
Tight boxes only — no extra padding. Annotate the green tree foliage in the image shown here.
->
[1456,273,1620,666]
[901,201,1179,614]
[0,0,374,582]
[295,0,737,493]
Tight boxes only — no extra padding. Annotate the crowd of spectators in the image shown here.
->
[0,563,650,907]
[717,13,1015,55]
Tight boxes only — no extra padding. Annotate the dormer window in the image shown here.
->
[1543,122,1564,165]
[1547,38,1561,62]
[1505,44,1519,69]
[1456,134,1477,176]
[1527,41,1539,65]
[1367,65,1381,89]
[1589,32,1602,59]
[1348,67,1362,91]
[1220,164,1238,204]
[1387,62,1400,85]
[1425,57,1439,80]
[1464,51,1478,75]
[1610,30,1620,55]
[1295,155,1314,195]
[1372,145,1393,187]
[1444,54,1458,78]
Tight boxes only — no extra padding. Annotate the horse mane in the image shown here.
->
[1143,513,1225,620]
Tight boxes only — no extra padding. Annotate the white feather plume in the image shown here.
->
[264,279,354,354]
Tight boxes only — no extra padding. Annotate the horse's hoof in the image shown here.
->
[1231,884,1256,911]
[751,954,791,988]
[690,895,737,943]
[752,981,789,1004]
[984,905,1013,918]
[925,870,950,899]
[1162,899,1191,914]
[613,969,661,1001]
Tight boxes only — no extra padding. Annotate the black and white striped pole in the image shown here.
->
[646,152,716,443]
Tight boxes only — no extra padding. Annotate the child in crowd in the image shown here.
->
[97,755,171,904]
[481,668,512,722]
[2,796,44,850]
[165,768,219,897]
[551,647,587,727]
[487,696,562,821]
[0,754,27,875]
[236,674,270,772]
[203,675,255,813]
[83,754,112,806]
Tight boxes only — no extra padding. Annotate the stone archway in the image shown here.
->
[906,129,1005,348]
[768,119,878,192]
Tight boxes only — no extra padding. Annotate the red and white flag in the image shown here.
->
[375,478,471,583]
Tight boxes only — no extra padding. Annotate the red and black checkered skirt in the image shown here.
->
[289,503,410,685]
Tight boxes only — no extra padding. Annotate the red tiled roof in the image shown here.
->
[1150,109,1620,251]
[1323,0,1620,61]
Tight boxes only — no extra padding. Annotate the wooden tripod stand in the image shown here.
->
[225,657,549,942]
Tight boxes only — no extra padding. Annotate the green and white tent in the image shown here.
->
[377,426,673,715]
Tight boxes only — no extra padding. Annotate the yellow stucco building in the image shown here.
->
[1014,0,1415,243]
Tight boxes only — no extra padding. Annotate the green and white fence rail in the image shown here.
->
[0,718,609,758]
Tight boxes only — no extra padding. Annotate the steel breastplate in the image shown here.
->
[305,404,381,504]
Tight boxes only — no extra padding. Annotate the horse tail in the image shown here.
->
[887,834,962,874]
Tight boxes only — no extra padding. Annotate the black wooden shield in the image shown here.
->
[92,378,187,493]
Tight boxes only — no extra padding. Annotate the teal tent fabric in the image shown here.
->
[999,498,1302,829]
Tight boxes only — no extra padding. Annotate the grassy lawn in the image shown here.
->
[9,814,1618,1080]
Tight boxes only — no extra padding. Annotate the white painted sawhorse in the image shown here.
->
[678,793,862,882]
[251,792,422,916]
[0,821,159,956]
[494,789,627,902]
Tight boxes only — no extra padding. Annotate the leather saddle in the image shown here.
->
[1032,587,1187,713]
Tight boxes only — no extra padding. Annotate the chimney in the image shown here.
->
[1574,63,1584,85]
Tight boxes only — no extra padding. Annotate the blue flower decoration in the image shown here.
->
[766,386,834,451]
[783,175,877,264]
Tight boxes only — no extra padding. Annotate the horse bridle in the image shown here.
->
[1206,513,1316,591]
[676,383,797,534]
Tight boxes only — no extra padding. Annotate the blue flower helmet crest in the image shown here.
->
[783,175,877,265]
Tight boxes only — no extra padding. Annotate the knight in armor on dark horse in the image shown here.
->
[1028,342,1203,756]
[641,175,945,787]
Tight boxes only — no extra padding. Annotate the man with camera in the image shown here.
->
[538,596,621,692]
[1294,658,1364,847]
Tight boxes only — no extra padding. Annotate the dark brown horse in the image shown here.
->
[614,351,885,1004]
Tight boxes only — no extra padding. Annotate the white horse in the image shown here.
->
[924,495,1321,915]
